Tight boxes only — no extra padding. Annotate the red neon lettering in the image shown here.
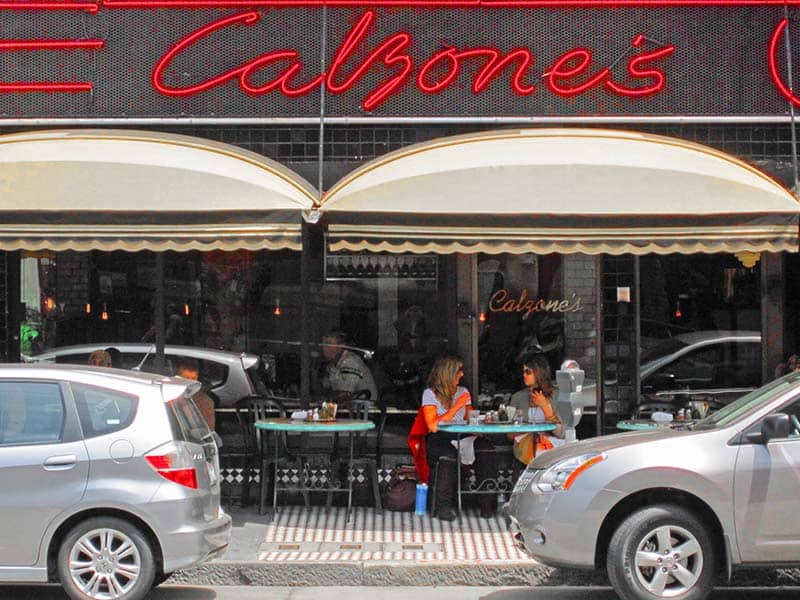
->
[240,52,324,97]
[605,34,675,96]
[97,0,800,8]
[0,40,104,50]
[152,10,670,108]
[473,48,535,94]
[0,39,104,93]
[546,48,609,96]
[417,47,535,95]
[152,11,260,96]
[326,11,412,110]
[0,3,98,11]
[768,18,800,107]
[0,82,93,93]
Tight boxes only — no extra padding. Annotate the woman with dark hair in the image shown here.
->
[421,355,495,520]
[508,354,564,465]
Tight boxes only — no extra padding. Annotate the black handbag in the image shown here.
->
[382,465,418,512]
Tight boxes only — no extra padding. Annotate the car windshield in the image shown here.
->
[641,338,689,365]
[691,372,800,430]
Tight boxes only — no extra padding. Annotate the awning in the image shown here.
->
[320,129,800,255]
[0,130,318,252]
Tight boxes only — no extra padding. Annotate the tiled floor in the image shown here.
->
[258,506,532,563]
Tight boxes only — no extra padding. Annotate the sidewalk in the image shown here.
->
[169,504,800,588]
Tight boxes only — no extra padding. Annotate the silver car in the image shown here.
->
[507,371,800,600]
[26,344,266,408]
[581,330,761,417]
[0,364,232,600]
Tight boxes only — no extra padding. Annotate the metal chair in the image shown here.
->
[344,398,383,511]
[244,395,309,516]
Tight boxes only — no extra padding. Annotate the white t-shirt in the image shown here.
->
[422,386,469,422]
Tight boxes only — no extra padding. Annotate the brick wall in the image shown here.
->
[563,255,597,380]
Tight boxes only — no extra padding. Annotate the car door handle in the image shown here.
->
[43,454,77,470]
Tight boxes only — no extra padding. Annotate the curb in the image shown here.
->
[167,560,800,588]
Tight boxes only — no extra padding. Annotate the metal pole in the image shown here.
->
[154,252,165,372]
[317,5,328,194]
[784,5,800,192]
[300,223,312,409]
[595,255,604,437]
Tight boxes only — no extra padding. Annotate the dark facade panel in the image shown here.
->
[0,7,799,119]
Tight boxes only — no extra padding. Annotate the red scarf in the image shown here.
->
[407,407,430,484]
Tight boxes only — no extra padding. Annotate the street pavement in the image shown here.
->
[1,585,800,600]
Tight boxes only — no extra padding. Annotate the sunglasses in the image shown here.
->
[522,367,534,375]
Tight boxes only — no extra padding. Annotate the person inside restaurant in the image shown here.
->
[508,354,564,465]
[320,330,378,403]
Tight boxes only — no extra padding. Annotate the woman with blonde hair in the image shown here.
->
[422,355,495,520]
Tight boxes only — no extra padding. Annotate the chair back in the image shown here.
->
[242,395,286,457]
[347,398,386,462]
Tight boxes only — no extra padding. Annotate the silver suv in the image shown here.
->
[0,364,231,600]
[26,344,267,408]
[507,371,800,600]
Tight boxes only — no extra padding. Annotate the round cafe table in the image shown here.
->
[437,421,557,518]
[255,418,375,522]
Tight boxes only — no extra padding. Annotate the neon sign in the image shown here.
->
[490,289,583,317]
[154,10,675,110]
[0,3,795,113]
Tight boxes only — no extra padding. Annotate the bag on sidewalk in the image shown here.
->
[382,465,417,512]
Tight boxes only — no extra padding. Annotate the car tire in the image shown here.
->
[57,516,156,600]
[607,504,715,600]
[153,571,174,587]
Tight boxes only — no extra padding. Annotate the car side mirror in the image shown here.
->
[746,413,792,444]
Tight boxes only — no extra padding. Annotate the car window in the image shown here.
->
[167,395,211,444]
[71,383,138,438]
[54,353,91,366]
[645,345,720,390]
[692,374,800,430]
[197,359,227,389]
[0,382,64,445]
[641,338,689,365]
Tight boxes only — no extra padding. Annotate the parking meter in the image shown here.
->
[555,359,585,442]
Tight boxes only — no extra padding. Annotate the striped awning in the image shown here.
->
[0,130,318,252]
[320,129,800,255]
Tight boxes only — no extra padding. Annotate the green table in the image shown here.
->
[438,421,557,517]
[255,418,375,522]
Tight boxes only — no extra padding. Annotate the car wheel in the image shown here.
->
[607,504,715,600]
[57,516,156,600]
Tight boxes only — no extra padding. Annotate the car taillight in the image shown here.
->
[145,442,198,490]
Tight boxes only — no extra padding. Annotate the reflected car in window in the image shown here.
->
[0,364,231,600]
[507,371,800,600]
[581,331,761,418]
[25,344,267,408]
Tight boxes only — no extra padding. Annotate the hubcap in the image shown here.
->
[633,524,703,598]
[68,528,141,599]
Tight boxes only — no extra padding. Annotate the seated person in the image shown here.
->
[88,349,113,368]
[421,355,496,520]
[508,354,565,465]
[175,357,215,431]
[320,330,377,403]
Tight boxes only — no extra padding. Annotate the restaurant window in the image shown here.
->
[476,253,589,403]
[293,251,455,409]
